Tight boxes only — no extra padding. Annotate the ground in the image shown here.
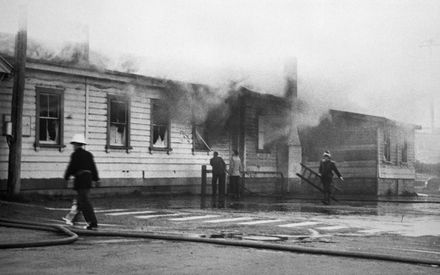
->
[0,193,439,274]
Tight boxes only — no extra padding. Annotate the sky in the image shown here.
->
[1,0,440,127]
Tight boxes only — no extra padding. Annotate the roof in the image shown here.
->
[0,54,167,88]
[239,86,289,107]
[0,54,221,92]
[329,109,421,129]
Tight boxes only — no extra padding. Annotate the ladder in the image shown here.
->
[296,163,341,202]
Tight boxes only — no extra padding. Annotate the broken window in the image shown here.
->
[383,128,391,162]
[107,95,130,149]
[193,123,210,151]
[151,100,170,150]
[36,87,64,148]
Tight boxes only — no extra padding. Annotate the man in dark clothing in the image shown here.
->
[64,134,99,230]
[210,151,226,198]
[319,150,343,205]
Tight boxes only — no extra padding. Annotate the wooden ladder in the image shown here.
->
[296,163,340,202]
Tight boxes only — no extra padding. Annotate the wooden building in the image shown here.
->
[0,56,301,195]
[300,110,419,196]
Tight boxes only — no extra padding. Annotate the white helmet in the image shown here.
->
[70,134,87,145]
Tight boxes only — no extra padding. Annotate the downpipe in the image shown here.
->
[0,218,439,267]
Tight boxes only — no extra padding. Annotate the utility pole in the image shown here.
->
[7,5,27,198]
[420,38,440,132]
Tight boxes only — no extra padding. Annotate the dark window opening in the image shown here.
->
[402,138,408,163]
[258,116,266,151]
[384,128,391,162]
[257,115,279,152]
[151,100,170,150]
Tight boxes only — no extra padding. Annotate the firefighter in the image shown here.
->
[229,150,244,199]
[64,134,99,230]
[319,150,343,204]
[210,151,226,199]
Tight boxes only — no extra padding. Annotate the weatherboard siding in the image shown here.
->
[0,78,13,179]
[377,127,416,180]
[243,98,281,174]
[0,67,229,191]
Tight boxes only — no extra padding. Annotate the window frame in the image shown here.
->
[256,113,271,153]
[401,136,408,164]
[106,94,131,152]
[34,87,65,151]
[149,99,172,153]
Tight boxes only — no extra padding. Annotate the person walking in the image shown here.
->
[64,134,99,230]
[229,150,243,199]
[210,151,226,199]
[319,150,343,205]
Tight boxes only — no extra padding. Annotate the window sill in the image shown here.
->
[192,148,211,155]
[105,145,133,153]
[34,143,66,152]
[149,146,173,154]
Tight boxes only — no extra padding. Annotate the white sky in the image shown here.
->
[1,0,440,127]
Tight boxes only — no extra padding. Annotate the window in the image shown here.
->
[257,116,267,151]
[193,123,210,151]
[35,87,64,149]
[107,95,130,151]
[401,137,408,163]
[383,128,391,162]
[150,99,171,151]
[257,115,278,152]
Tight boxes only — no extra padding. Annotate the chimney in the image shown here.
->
[284,58,302,192]
[284,58,297,99]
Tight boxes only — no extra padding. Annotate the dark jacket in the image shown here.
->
[210,156,226,175]
[64,148,99,190]
[319,159,342,180]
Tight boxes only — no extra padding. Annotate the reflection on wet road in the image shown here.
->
[59,195,440,238]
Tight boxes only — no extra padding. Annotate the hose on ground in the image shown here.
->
[0,218,439,267]
[0,218,78,249]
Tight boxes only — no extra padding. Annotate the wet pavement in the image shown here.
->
[1,193,440,264]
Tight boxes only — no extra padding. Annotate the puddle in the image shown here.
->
[37,194,440,237]
[208,231,287,242]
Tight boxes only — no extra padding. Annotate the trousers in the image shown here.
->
[229,176,241,197]
[212,173,225,197]
[76,188,98,226]
[321,177,333,203]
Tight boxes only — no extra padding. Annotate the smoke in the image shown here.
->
[164,80,234,127]
[2,0,440,129]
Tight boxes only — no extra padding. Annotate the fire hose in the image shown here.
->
[0,218,78,248]
[0,218,439,267]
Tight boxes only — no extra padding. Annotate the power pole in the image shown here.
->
[7,6,27,198]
